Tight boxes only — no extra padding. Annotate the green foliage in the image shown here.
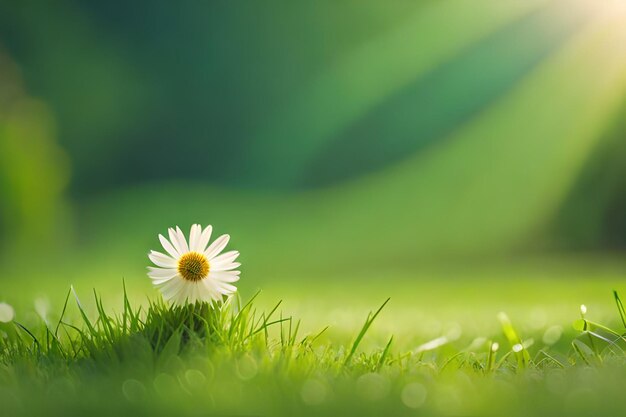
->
[0,50,69,252]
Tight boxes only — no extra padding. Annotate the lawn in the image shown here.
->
[2,253,625,417]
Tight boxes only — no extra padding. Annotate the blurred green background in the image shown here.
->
[0,0,625,323]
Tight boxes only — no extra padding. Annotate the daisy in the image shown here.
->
[147,224,240,305]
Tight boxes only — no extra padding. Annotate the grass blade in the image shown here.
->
[614,290,626,329]
[344,298,390,366]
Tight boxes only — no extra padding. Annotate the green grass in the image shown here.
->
[2,281,626,417]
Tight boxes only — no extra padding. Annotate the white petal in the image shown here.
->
[205,234,230,259]
[158,276,184,299]
[179,282,194,305]
[159,234,179,258]
[197,225,213,253]
[215,282,237,294]
[152,277,174,285]
[210,271,241,283]
[196,282,213,303]
[168,228,183,254]
[192,283,204,304]
[186,283,197,304]
[197,282,211,304]
[147,267,178,280]
[211,262,241,272]
[176,226,190,253]
[148,251,177,268]
[166,280,186,304]
[150,270,177,284]
[189,224,202,252]
[190,282,201,303]
[210,250,239,266]
[202,279,222,302]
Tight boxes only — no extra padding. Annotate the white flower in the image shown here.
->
[147,224,240,305]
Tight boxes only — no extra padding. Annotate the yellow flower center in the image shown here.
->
[178,252,209,282]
